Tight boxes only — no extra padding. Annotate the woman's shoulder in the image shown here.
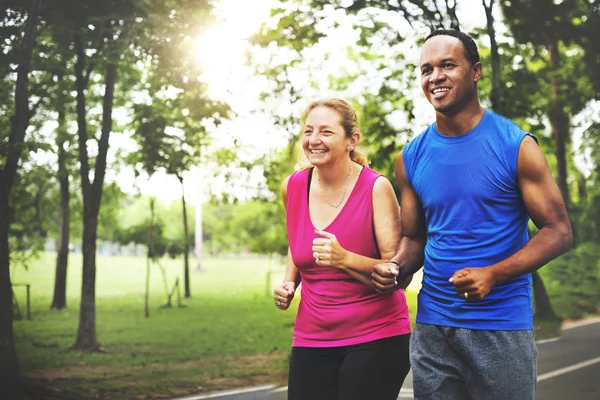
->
[282,168,312,204]
[372,173,394,196]
[358,166,393,194]
[360,165,387,183]
[288,167,311,181]
[284,167,311,190]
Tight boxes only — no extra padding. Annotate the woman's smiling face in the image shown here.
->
[302,106,352,167]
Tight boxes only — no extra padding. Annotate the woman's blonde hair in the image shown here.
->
[303,98,369,166]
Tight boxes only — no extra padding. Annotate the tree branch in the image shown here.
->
[83,30,110,88]
[1,0,43,191]
[73,32,91,192]
[91,63,117,205]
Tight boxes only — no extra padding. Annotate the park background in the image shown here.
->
[1,0,599,399]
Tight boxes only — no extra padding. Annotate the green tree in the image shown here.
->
[201,201,237,254]
[47,61,77,310]
[229,201,288,257]
[40,0,144,352]
[544,241,600,318]
[0,0,43,388]
[8,164,55,262]
[125,0,228,298]
[502,0,595,208]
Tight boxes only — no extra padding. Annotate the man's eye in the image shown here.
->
[304,130,312,135]
[422,69,431,75]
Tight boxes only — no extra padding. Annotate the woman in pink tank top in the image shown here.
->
[273,99,412,400]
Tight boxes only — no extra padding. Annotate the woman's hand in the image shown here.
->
[312,230,349,269]
[372,262,414,293]
[273,281,296,310]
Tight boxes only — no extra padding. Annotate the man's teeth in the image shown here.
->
[311,149,327,153]
[432,88,449,94]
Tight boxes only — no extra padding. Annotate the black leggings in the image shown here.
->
[288,334,411,400]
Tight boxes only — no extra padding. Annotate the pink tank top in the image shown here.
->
[286,166,411,347]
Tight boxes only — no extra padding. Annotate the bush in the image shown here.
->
[543,241,600,319]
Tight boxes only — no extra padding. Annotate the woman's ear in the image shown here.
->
[350,131,361,150]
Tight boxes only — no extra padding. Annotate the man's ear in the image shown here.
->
[473,62,483,83]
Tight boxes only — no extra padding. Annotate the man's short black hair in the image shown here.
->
[425,30,480,65]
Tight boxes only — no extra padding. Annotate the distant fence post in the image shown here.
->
[11,283,31,320]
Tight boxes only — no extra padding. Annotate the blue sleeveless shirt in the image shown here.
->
[403,110,535,330]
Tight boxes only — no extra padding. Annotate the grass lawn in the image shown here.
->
[12,252,418,399]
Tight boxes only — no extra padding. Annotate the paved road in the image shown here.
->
[536,319,600,400]
[174,319,600,400]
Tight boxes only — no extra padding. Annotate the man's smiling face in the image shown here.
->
[420,35,481,115]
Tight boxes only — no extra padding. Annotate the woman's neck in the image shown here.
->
[315,160,355,187]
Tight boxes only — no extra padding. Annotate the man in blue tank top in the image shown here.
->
[372,30,573,399]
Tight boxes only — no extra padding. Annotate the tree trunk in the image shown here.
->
[548,39,570,207]
[145,198,155,318]
[51,91,70,310]
[74,213,99,350]
[72,53,117,351]
[0,0,43,388]
[178,175,191,298]
[0,219,18,388]
[482,0,502,114]
[532,270,560,321]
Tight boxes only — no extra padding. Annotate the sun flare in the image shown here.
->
[194,0,275,98]
[195,24,246,73]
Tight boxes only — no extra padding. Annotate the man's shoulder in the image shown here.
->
[487,111,531,135]
[485,110,538,145]
[403,124,433,154]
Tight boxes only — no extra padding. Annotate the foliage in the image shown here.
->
[201,201,238,254]
[96,182,128,241]
[229,201,289,256]
[577,189,600,244]
[123,0,229,182]
[201,199,287,256]
[108,191,290,257]
[114,215,167,259]
[543,241,600,318]
[8,164,55,268]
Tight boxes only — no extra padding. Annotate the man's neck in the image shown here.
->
[435,103,486,136]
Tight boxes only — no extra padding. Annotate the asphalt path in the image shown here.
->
[536,319,600,400]
[173,318,600,400]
